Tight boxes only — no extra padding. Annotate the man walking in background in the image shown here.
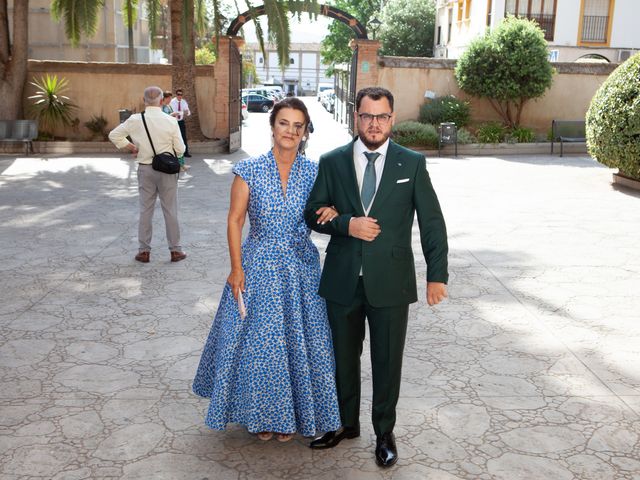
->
[109,86,187,263]
[304,87,449,467]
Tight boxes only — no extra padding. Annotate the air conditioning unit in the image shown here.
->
[618,50,633,62]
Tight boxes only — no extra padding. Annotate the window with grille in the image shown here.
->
[504,0,556,41]
[581,0,611,43]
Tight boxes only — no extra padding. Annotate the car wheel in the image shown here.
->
[261,104,270,113]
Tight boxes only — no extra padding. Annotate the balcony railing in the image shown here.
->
[582,15,609,43]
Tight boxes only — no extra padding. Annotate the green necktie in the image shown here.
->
[361,151,380,209]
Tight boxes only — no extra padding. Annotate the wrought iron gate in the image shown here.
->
[347,46,358,136]
[334,46,358,136]
[228,41,242,152]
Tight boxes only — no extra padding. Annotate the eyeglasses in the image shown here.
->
[277,120,305,135]
[358,113,392,125]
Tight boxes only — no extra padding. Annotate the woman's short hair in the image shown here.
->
[269,97,311,130]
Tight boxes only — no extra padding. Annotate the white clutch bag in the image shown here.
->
[237,290,247,319]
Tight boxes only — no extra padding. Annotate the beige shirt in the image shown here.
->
[108,106,186,164]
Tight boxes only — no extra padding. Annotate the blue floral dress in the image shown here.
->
[193,150,341,436]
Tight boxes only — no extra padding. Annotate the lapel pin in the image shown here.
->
[397,162,402,166]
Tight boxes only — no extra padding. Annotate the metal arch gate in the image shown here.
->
[228,41,242,153]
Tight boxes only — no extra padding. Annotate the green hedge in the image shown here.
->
[392,121,439,148]
[586,53,640,179]
[419,96,471,127]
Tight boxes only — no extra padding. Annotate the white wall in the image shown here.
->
[610,0,640,48]
[550,0,580,46]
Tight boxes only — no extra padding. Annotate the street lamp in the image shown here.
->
[368,17,382,40]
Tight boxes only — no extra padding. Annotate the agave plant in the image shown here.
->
[28,74,78,139]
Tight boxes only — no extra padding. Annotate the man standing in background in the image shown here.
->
[170,89,191,157]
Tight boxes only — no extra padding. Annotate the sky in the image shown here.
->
[239,14,332,43]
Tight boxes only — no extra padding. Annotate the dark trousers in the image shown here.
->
[178,120,189,155]
[326,278,409,436]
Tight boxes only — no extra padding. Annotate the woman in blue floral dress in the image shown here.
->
[193,98,341,442]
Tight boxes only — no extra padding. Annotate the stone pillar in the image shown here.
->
[213,36,245,141]
[350,39,381,94]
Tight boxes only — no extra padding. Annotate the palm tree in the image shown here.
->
[0,0,29,120]
[123,0,139,63]
[50,0,318,139]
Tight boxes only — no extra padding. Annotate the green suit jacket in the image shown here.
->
[304,139,448,307]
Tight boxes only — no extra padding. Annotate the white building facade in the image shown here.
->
[434,0,639,63]
[245,42,332,96]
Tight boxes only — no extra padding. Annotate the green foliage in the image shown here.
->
[508,126,536,143]
[418,96,471,128]
[28,75,78,138]
[51,0,105,47]
[392,121,438,148]
[456,128,476,144]
[195,46,216,64]
[122,0,139,27]
[84,114,109,140]
[476,122,506,143]
[455,16,554,127]
[379,0,435,57]
[243,59,260,88]
[586,53,640,179]
[320,0,377,70]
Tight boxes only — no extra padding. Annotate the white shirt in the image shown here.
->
[169,98,190,121]
[353,137,389,214]
[108,106,186,164]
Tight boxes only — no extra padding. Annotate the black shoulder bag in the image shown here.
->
[141,112,180,174]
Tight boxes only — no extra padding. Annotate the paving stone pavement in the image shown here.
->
[1,148,640,480]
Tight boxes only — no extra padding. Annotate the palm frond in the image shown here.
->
[51,0,105,47]
[122,0,139,28]
[146,0,161,49]
[194,0,208,38]
[264,0,290,71]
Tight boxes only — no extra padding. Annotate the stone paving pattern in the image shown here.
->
[1,135,640,478]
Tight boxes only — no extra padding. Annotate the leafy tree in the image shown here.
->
[379,0,435,57]
[586,53,640,179]
[455,16,553,127]
[0,0,29,120]
[320,0,377,72]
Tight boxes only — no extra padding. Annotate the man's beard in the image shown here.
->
[359,129,389,150]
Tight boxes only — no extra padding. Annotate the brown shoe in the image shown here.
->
[135,251,150,263]
[170,251,187,262]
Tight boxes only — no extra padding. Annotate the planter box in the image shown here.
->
[0,140,228,155]
[416,142,588,157]
[613,171,640,191]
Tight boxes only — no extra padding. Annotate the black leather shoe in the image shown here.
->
[375,432,398,467]
[309,426,360,449]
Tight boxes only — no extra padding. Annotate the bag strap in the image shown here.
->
[140,112,157,156]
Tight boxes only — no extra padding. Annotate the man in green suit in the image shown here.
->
[304,87,448,467]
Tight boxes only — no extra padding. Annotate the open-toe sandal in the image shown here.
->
[257,432,273,441]
[276,433,294,443]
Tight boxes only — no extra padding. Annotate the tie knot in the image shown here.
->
[364,151,380,164]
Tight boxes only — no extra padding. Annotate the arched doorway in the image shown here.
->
[225,4,370,151]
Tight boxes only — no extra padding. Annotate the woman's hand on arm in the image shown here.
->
[227,175,250,299]
[315,205,339,225]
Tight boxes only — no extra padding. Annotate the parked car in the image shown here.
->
[243,88,279,102]
[317,83,334,101]
[242,94,274,112]
[320,89,335,113]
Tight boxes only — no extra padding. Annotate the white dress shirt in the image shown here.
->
[108,106,186,165]
[353,137,389,214]
[169,98,190,121]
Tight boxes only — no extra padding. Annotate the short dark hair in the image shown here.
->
[269,97,311,130]
[355,87,394,112]
[163,91,172,99]
[175,89,183,95]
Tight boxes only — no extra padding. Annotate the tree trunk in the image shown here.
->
[170,0,205,141]
[0,0,28,120]
[127,2,135,63]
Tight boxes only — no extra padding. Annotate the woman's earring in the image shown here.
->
[301,136,307,141]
